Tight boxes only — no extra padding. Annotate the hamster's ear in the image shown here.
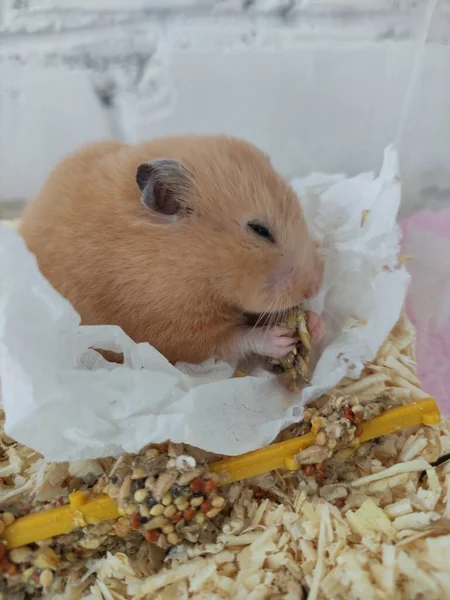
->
[136,159,192,220]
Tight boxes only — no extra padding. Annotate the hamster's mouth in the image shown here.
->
[244,306,300,328]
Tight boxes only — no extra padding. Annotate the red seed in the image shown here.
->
[145,529,160,543]
[33,571,41,584]
[355,424,363,437]
[172,512,183,523]
[6,563,18,576]
[316,463,327,478]
[353,411,363,424]
[0,544,6,564]
[190,478,204,494]
[343,406,353,421]
[303,465,316,477]
[130,513,141,530]
[200,499,212,514]
[183,507,196,521]
[203,480,216,495]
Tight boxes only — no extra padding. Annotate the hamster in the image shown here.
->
[19,135,324,365]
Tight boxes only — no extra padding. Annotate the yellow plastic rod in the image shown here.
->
[2,491,119,549]
[1,398,440,549]
[209,397,440,484]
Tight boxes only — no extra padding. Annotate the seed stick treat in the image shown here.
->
[267,306,312,392]
[1,314,449,599]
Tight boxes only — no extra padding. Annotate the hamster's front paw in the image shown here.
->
[246,326,297,359]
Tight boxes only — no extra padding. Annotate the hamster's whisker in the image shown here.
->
[251,299,277,333]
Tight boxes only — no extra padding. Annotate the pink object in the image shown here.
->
[400,210,450,415]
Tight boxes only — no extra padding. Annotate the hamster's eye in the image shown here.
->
[247,220,276,244]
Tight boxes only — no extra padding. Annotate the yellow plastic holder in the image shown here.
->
[2,490,119,549]
[1,397,440,549]
[209,397,440,484]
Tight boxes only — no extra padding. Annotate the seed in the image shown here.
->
[131,467,147,480]
[140,505,150,518]
[167,533,181,546]
[0,522,4,536]
[140,516,149,525]
[316,463,327,478]
[162,493,172,506]
[355,424,363,437]
[190,496,204,508]
[190,478,203,494]
[40,569,54,588]
[315,431,327,446]
[200,499,212,514]
[22,567,35,581]
[134,489,148,503]
[343,406,353,421]
[9,547,31,564]
[6,563,18,576]
[203,480,216,494]
[148,515,169,530]
[353,411,363,424]
[195,513,206,525]
[172,512,183,523]
[183,508,196,521]
[125,503,137,515]
[211,496,225,508]
[327,439,337,450]
[119,476,132,501]
[0,544,6,564]
[130,513,140,529]
[144,530,160,543]
[175,519,185,531]
[157,533,167,548]
[114,517,131,537]
[2,513,15,527]
[149,504,165,516]
[177,469,203,486]
[34,548,59,570]
[162,524,175,534]
[145,447,161,458]
[145,477,155,490]
[303,465,316,477]
[176,501,189,512]
[174,496,188,507]
[164,504,177,518]
[303,409,313,423]
[171,485,187,497]
[206,507,222,519]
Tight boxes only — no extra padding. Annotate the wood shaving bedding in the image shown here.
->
[0,314,449,599]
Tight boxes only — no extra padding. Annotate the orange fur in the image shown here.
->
[19,136,323,364]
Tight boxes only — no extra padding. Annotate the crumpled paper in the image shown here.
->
[0,145,410,462]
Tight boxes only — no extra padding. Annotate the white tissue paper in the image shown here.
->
[0,145,410,462]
